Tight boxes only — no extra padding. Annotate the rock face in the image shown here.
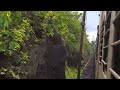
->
[26,36,67,79]
[45,34,67,79]
[26,42,48,79]
[21,32,67,79]
[46,44,66,79]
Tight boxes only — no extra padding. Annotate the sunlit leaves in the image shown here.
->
[0,45,5,52]
[0,11,32,56]
[0,11,31,79]
[0,11,11,28]
[32,11,83,54]
[9,41,20,50]
[9,69,20,79]
[19,52,29,64]
[0,16,4,28]
[0,68,8,75]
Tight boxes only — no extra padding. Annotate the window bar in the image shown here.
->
[103,45,108,49]
[113,11,120,24]
[109,68,120,79]
[104,29,110,37]
[101,60,107,65]
[111,40,120,47]
[105,11,111,25]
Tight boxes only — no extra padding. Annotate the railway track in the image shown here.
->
[81,56,95,79]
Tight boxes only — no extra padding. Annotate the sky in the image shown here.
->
[86,11,100,42]
[78,11,100,42]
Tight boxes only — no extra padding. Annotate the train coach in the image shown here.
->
[95,11,120,79]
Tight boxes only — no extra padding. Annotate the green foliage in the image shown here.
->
[0,11,93,79]
[19,51,29,64]
[65,66,83,79]
[0,11,32,79]
[0,67,20,79]
[65,66,78,79]
[0,11,32,56]
[31,11,81,43]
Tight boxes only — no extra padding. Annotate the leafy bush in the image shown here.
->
[0,11,93,79]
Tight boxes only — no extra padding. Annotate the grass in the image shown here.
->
[65,66,77,79]
[65,66,83,79]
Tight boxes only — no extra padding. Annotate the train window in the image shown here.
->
[103,48,108,72]
[102,11,111,73]
[103,49,108,63]
[106,11,111,31]
[113,46,120,75]
[104,32,109,46]
[97,11,120,79]
[112,11,120,77]
[114,25,120,41]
